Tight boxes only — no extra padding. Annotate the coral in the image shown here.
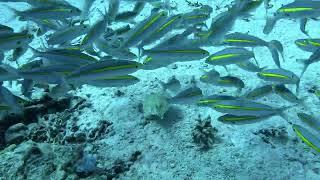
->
[104,151,142,180]
[142,93,169,120]
[253,126,288,148]
[192,116,217,150]
[88,120,113,141]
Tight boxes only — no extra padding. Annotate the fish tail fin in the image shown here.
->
[297,60,309,79]
[267,44,281,68]
[279,111,292,124]
[263,16,277,34]
[3,5,19,22]
[252,52,260,66]
[299,18,309,37]
[28,46,41,60]
[279,104,298,124]
[259,65,268,71]
[269,40,285,62]
[296,78,301,95]
[138,46,144,61]
[49,78,72,99]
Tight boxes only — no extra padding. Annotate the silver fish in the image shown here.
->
[206,47,257,67]
[168,86,203,105]
[295,38,320,52]
[66,59,142,84]
[47,24,89,45]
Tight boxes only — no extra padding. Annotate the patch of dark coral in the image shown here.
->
[0,95,89,149]
[88,120,113,142]
[104,151,142,180]
[253,126,288,148]
[185,0,203,7]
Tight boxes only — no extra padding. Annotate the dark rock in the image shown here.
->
[75,153,97,178]
[5,123,28,145]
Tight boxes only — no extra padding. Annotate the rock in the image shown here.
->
[75,153,97,178]
[142,93,169,120]
[5,123,28,145]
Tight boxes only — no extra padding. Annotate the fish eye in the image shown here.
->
[70,9,73,13]
[17,41,21,45]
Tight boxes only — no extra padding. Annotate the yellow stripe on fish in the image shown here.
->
[279,7,314,13]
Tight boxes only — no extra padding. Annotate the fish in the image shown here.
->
[206,47,257,69]
[33,19,64,36]
[0,64,20,81]
[297,113,320,132]
[0,24,13,34]
[133,2,146,13]
[114,2,145,23]
[196,6,240,45]
[81,9,108,48]
[80,0,95,19]
[267,44,281,68]
[0,0,70,7]
[199,69,220,84]
[269,40,285,62]
[66,60,142,84]
[295,38,320,52]
[0,85,23,114]
[121,11,168,48]
[292,124,320,153]
[180,7,211,27]
[221,32,268,47]
[74,75,140,87]
[246,85,273,100]
[47,24,89,45]
[154,26,197,49]
[21,79,34,99]
[237,61,266,72]
[214,76,245,92]
[212,99,291,117]
[25,0,71,7]
[0,30,33,51]
[160,75,181,92]
[29,47,98,66]
[168,86,203,105]
[218,114,268,124]
[235,0,264,17]
[123,0,160,2]
[0,52,4,63]
[257,69,300,93]
[12,47,28,62]
[94,38,137,60]
[5,4,81,21]
[273,84,302,104]
[297,48,320,79]
[107,0,120,24]
[221,32,284,67]
[140,14,184,47]
[18,63,77,84]
[197,95,239,107]
[263,1,320,34]
[104,25,131,40]
[115,11,139,23]
[141,48,209,69]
